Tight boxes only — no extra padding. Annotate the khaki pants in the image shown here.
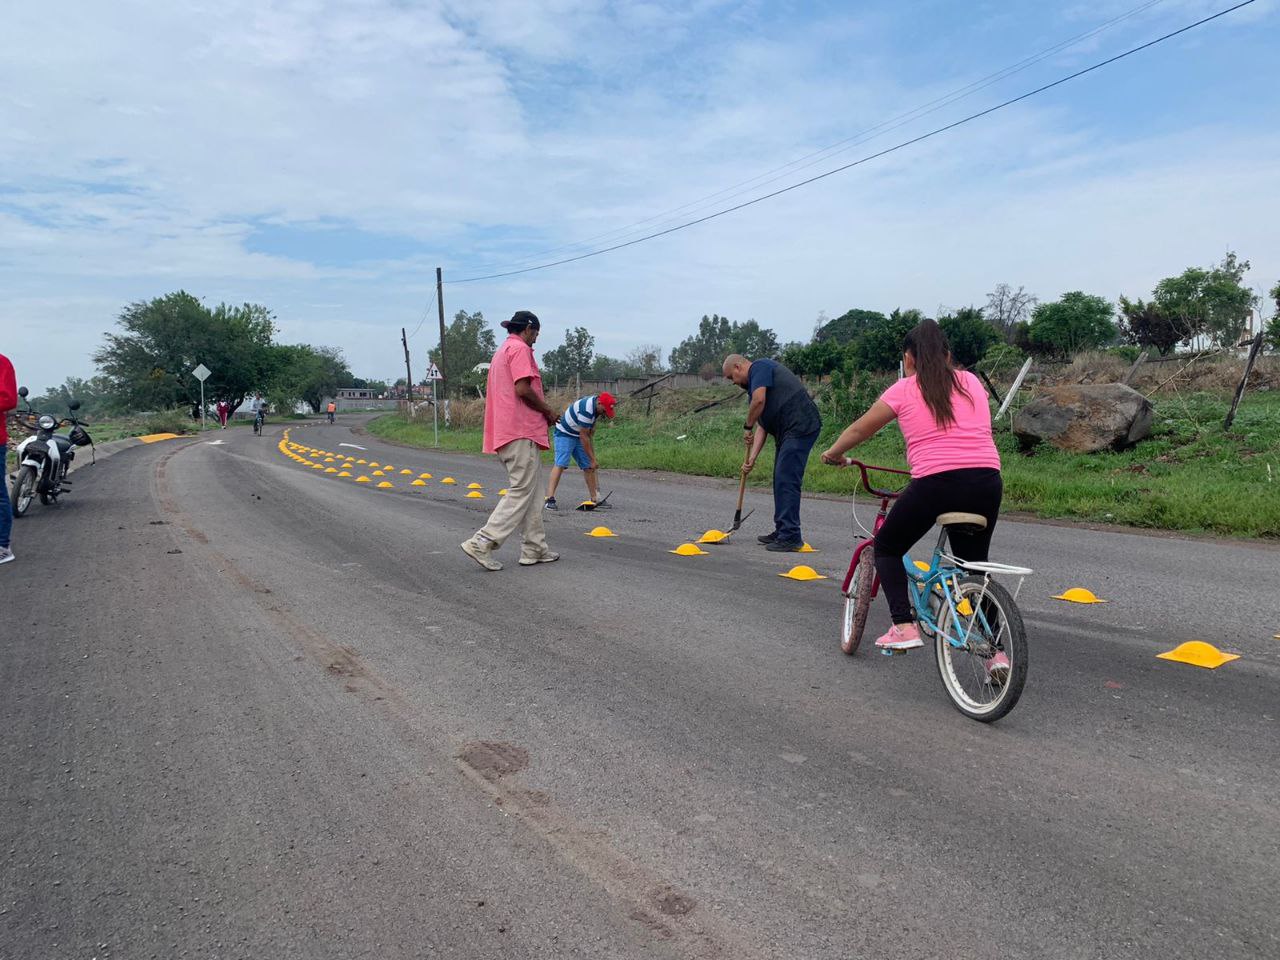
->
[476,439,549,556]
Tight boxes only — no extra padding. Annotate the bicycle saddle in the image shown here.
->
[937,512,987,530]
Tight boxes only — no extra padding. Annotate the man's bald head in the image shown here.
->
[723,354,750,387]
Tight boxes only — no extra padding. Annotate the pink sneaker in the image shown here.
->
[874,623,922,651]
[985,651,1011,685]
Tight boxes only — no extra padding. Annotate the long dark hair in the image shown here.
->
[903,319,967,428]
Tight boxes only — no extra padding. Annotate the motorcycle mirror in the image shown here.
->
[69,400,82,411]
[18,386,28,397]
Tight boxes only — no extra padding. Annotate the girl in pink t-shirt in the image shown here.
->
[820,320,1005,667]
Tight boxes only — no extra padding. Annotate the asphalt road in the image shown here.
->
[3,418,1277,960]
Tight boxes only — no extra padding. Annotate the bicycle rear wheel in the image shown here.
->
[840,548,874,655]
[934,575,1027,722]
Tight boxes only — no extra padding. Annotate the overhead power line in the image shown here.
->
[490,0,1168,271]
[450,0,1254,286]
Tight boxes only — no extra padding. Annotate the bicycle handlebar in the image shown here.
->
[837,457,910,499]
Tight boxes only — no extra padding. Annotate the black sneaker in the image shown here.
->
[765,539,803,552]
[757,531,778,544]
[544,497,557,510]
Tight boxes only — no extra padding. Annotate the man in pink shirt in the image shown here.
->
[461,311,560,571]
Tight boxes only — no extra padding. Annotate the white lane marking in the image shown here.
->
[205,440,226,445]
[339,443,366,450]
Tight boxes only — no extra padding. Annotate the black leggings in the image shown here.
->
[873,468,1002,625]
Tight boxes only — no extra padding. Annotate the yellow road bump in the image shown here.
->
[338,471,352,477]
[418,472,433,479]
[137,433,181,443]
[466,491,484,499]
[357,459,367,464]
[324,467,337,473]
[670,543,708,556]
[400,469,413,475]
[466,482,483,490]
[372,470,386,477]
[1157,641,1240,670]
[411,479,427,486]
[797,543,818,553]
[355,476,371,483]
[311,463,324,470]
[441,477,457,485]
[1053,587,1107,604]
[377,481,394,489]
[587,526,618,538]
[499,488,508,496]
[779,564,827,581]
[696,529,730,544]
[369,461,380,468]
[324,457,335,463]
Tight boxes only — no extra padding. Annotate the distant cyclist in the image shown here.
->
[820,319,1004,673]
[326,400,336,424]
[252,395,266,435]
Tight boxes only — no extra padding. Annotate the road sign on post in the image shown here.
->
[191,364,212,431]
[424,364,442,447]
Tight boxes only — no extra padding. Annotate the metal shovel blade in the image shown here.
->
[730,507,754,532]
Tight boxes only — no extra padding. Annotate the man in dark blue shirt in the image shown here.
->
[722,354,822,551]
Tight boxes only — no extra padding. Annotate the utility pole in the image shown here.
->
[436,267,447,398]
[400,327,414,407]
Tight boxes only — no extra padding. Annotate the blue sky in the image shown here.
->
[2,0,1277,393]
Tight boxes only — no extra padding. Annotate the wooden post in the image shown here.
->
[1122,350,1149,386]
[1224,333,1264,430]
[436,267,447,398]
[401,327,414,407]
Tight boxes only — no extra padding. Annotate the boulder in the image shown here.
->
[1013,383,1154,453]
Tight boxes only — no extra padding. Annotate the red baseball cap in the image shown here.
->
[598,392,617,417]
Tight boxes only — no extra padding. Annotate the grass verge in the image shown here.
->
[367,387,1280,539]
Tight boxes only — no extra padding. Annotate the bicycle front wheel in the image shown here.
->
[935,575,1027,722]
[840,548,874,655]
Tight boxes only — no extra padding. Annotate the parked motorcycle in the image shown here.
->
[9,387,94,517]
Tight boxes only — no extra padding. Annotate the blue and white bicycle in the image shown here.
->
[837,459,1031,722]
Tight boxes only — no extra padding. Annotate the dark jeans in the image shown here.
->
[873,467,1002,624]
[772,429,819,544]
[0,443,11,548]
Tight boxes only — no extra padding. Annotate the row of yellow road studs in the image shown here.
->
[278,430,1245,669]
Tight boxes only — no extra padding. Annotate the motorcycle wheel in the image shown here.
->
[12,465,36,517]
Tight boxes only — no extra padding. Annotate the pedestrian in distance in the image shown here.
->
[216,399,229,429]
[0,351,18,565]
[819,318,1005,670]
[326,400,336,424]
[544,391,616,510]
[722,353,822,552]
[461,310,560,572]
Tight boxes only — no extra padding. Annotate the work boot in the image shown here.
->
[757,531,778,544]
[460,537,502,571]
[765,539,803,552]
[543,496,557,510]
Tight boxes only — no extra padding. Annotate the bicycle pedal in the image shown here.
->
[880,647,912,657]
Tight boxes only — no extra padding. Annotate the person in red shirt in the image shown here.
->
[0,351,18,564]
[460,311,560,572]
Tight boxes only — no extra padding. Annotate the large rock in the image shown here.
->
[1013,383,1154,453]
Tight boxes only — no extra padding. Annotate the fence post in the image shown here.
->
[1122,350,1149,386]
[1224,333,1264,430]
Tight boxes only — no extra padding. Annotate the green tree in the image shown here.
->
[30,375,124,418]
[779,339,843,377]
[849,308,921,372]
[1118,296,1182,356]
[589,354,624,380]
[94,291,277,412]
[428,310,497,398]
[1025,292,1117,358]
[937,306,1000,367]
[540,344,572,387]
[269,344,352,413]
[814,308,887,345]
[668,314,732,373]
[1151,252,1257,348]
[727,319,779,359]
[563,327,596,384]
[623,344,665,378]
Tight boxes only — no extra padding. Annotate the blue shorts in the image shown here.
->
[553,433,592,469]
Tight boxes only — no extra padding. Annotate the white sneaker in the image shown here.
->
[0,547,14,565]
[460,538,502,571]
[518,549,560,566]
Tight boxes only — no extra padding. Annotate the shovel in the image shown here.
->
[730,469,754,532]
[575,491,613,511]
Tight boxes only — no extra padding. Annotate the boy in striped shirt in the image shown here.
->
[544,392,616,509]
